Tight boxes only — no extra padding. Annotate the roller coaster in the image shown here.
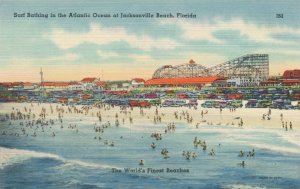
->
[152,54,269,80]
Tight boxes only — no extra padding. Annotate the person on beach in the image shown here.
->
[192,152,197,159]
[151,142,156,149]
[289,122,293,130]
[239,150,244,157]
[209,149,215,156]
[139,160,144,166]
[238,161,245,168]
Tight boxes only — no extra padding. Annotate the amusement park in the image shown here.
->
[0,54,299,109]
[146,54,270,87]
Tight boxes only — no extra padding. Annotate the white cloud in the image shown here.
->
[3,53,79,67]
[46,23,179,51]
[161,18,300,44]
[49,53,79,61]
[97,50,120,59]
[254,48,300,57]
[128,54,154,62]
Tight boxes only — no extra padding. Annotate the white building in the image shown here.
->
[81,77,99,90]
[227,77,261,87]
[131,78,145,88]
[68,82,83,91]
[94,81,106,90]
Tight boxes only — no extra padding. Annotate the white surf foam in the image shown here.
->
[62,159,117,170]
[0,146,61,169]
[278,131,300,147]
[224,183,277,189]
[0,147,117,170]
[250,143,300,155]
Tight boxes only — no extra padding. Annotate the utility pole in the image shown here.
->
[40,67,44,90]
[40,67,44,101]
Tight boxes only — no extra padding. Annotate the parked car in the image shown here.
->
[257,100,272,108]
[201,101,215,108]
[245,99,258,108]
[230,100,243,108]
[149,99,161,106]
[188,99,198,107]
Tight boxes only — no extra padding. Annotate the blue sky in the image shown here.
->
[0,0,299,81]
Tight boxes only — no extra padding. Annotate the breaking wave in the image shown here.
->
[0,146,117,170]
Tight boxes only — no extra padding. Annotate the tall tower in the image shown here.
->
[40,67,44,91]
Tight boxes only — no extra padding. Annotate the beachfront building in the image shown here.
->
[131,78,145,88]
[0,83,10,91]
[105,80,131,90]
[23,82,35,90]
[43,82,69,91]
[226,76,262,87]
[68,82,83,91]
[122,82,130,90]
[145,76,220,87]
[260,69,300,87]
[95,81,106,90]
[0,83,12,91]
[260,78,282,87]
[212,78,228,87]
[283,69,300,79]
[7,82,24,91]
[1,82,36,91]
[80,77,102,90]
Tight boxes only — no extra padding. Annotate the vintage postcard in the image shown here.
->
[0,0,299,188]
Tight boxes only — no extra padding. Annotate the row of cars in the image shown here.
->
[102,99,198,108]
[201,100,243,108]
[200,99,300,109]
[245,99,298,109]
[1,88,300,110]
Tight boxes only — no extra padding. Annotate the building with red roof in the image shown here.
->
[281,79,300,86]
[81,77,98,83]
[0,82,13,88]
[23,82,35,90]
[283,69,300,79]
[132,78,145,83]
[80,77,100,90]
[131,78,145,88]
[43,82,70,90]
[261,69,300,86]
[68,82,83,91]
[95,81,106,90]
[145,76,220,87]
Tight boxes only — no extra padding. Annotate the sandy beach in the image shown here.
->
[1,102,299,130]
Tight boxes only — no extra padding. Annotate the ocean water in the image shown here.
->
[0,106,300,189]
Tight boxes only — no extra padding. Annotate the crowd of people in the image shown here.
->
[0,101,297,169]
